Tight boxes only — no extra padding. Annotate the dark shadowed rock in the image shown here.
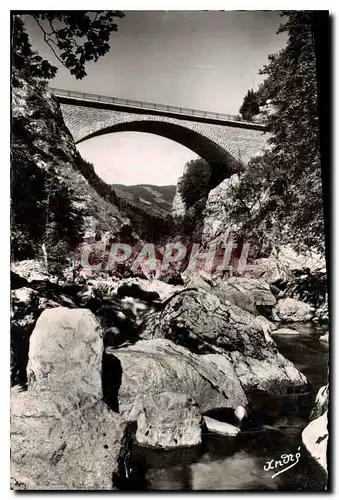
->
[141,289,308,395]
[11,285,77,387]
[115,277,183,302]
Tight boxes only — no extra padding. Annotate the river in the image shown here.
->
[129,321,329,491]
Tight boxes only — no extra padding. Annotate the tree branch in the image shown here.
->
[31,15,67,69]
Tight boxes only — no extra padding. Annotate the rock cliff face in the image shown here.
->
[201,174,240,245]
[171,188,187,223]
[12,76,129,264]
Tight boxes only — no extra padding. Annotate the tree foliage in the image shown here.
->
[239,89,260,121]
[229,11,324,255]
[11,99,85,266]
[11,11,126,272]
[178,159,212,208]
[30,11,125,79]
[12,11,124,81]
[12,17,57,85]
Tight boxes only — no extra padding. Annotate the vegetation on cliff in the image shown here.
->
[230,11,325,255]
[11,14,127,273]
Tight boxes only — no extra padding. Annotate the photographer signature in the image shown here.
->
[264,446,301,478]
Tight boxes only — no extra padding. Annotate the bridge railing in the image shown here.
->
[49,87,266,126]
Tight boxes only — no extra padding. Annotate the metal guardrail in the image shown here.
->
[49,87,265,126]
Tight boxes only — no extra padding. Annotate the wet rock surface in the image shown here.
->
[10,255,328,490]
[204,416,240,436]
[301,383,329,477]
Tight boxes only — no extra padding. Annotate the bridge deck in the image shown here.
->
[49,87,266,130]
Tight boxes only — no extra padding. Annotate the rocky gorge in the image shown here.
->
[11,259,329,489]
[11,54,329,490]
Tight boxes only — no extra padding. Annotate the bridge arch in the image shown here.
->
[58,97,269,188]
[76,120,241,187]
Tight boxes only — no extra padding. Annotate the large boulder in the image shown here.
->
[11,390,130,490]
[273,298,315,322]
[302,384,329,477]
[252,256,294,285]
[254,315,277,333]
[142,289,308,395]
[11,285,76,333]
[212,283,257,315]
[130,392,203,449]
[224,277,277,309]
[302,411,328,475]
[27,307,103,397]
[11,304,134,490]
[109,339,247,417]
[11,285,76,387]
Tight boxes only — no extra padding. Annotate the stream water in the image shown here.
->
[130,322,329,491]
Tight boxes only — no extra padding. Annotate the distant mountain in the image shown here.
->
[111,184,176,217]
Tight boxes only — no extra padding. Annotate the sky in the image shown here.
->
[24,11,287,186]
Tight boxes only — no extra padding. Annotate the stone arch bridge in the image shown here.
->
[52,88,270,187]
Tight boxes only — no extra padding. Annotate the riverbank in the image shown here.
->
[130,320,329,490]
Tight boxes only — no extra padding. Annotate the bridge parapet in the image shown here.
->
[49,87,266,129]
